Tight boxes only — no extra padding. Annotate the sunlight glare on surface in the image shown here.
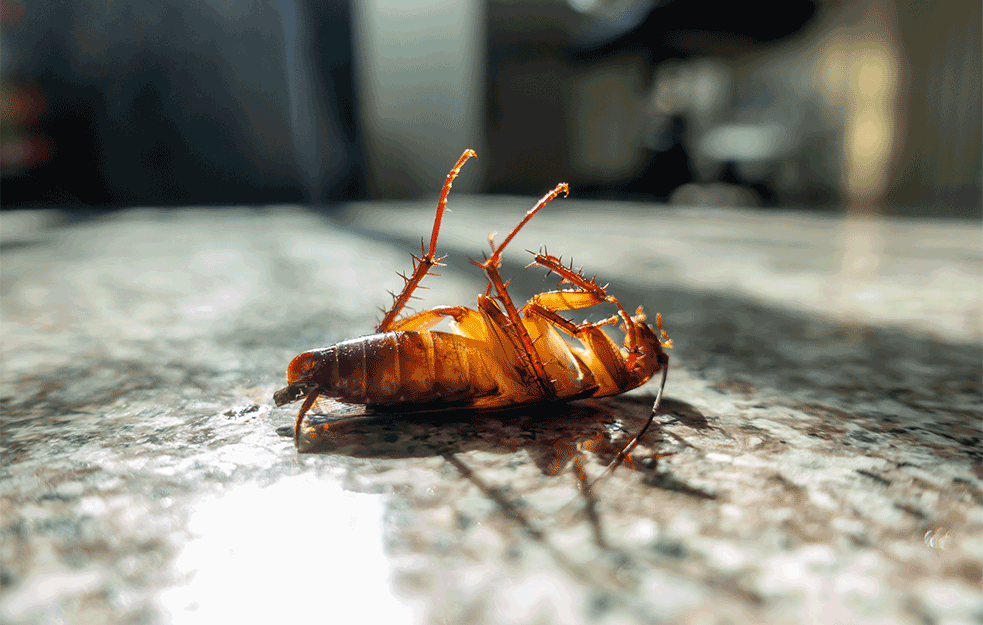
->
[160,474,413,624]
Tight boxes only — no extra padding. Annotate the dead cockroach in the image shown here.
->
[274,149,673,472]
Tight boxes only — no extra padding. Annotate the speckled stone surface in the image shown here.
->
[1,202,980,624]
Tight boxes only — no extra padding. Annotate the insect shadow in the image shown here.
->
[277,395,701,473]
[275,395,709,558]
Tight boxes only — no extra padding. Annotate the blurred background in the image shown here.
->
[1,0,980,216]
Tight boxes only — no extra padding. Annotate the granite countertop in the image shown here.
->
[1,199,980,624]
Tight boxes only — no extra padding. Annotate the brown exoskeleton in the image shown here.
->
[274,150,673,471]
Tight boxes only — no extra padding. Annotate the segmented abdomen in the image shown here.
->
[285,331,500,406]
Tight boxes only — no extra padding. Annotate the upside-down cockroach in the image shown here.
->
[274,149,673,471]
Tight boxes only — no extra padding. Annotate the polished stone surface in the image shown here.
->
[1,201,980,624]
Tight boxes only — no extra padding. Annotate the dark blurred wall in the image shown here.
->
[2,0,364,207]
[4,0,978,216]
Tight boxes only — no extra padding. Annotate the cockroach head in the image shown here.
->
[624,308,670,375]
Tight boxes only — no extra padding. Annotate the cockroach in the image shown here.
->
[274,149,673,472]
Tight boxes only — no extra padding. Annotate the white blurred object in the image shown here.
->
[700,122,787,162]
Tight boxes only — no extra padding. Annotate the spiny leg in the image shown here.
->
[377,149,476,332]
[522,296,623,367]
[524,298,635,392]
[474,183,569,399]
[528,252,642,369]
[480,261,555,399]
[524,299,620,337]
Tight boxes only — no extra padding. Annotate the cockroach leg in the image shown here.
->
[529,252,642,368]
[524,302,620,337]
[474,183,570,399]
[487,183,569,263]
[654,311,674,348]
[479,260,556,399]
[377,149,476,333]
